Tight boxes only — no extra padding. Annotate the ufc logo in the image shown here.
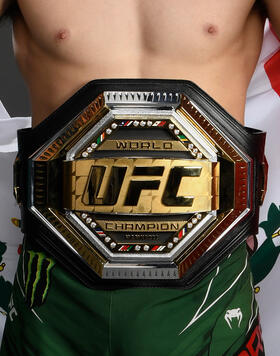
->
[74,158,215,214]
[86,165,201,207]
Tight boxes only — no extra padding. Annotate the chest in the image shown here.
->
[15,0,258,59]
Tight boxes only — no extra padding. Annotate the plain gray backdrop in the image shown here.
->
[0,20,31,117]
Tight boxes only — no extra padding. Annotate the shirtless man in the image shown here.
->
[0,1,277,355]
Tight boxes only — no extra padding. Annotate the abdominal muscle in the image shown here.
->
[12,0,265,126]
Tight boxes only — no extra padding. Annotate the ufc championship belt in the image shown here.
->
[14,79,268,289]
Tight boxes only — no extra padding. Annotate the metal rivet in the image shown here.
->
[147,121,153,127]
[192,218,198,224]
[81,213,87,219]
[174,129,180,135]
[173,237,179,243]
[193,148,198,154]
[82,152,88,158]
[110,242,116,249]
[135,245,141,251]
[143,245,150,251]
[197,214,202,220]
[105,237,111,243]
[87,147,93,153]
[86,217,92,224]
[90,222,97,228]
[188,143,194,149]
[91,143,98,149]
[197,153,203,159]
[168,123,175,130]
[140,121,146,127]
[167,242,174,249]
[187,222,193,229]
[106,128,112,135]
[133,121,139,127]
[111,123,118,129]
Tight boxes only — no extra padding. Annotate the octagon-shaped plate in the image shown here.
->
[29,85,251,280]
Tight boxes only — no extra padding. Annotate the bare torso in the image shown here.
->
[11,0,265,126]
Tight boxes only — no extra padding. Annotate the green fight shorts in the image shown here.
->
[0,240,265,356]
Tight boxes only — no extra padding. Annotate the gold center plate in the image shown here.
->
[63,158,218,214]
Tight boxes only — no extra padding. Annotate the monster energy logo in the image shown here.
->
[25,251,55,308]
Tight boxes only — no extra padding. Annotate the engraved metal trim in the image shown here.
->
[32,93,106,162]
[66,111,114,161]
[63,210,216,263]
[30,207,78,255]
[104,91,181,107]
[102,264,179,280]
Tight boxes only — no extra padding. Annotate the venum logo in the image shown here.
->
[70,158,216,214]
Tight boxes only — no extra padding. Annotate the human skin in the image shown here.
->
[0,0,273,127]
